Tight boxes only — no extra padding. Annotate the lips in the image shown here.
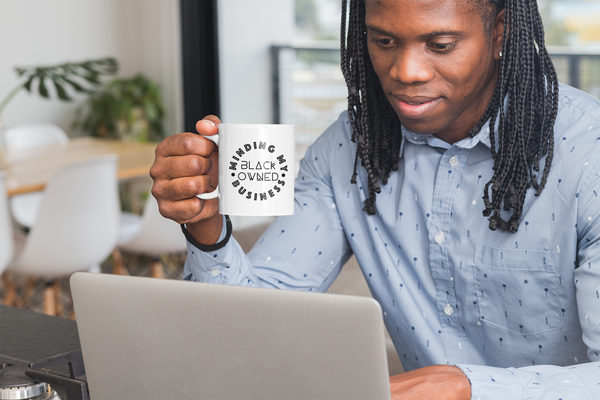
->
[392,95,443,119]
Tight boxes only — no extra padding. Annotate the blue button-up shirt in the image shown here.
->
[185,83,600,399]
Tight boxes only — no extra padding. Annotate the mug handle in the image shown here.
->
[196,133,220,200]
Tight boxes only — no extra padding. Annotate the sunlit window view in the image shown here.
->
[540,0,600,46]
[275,0,600,162]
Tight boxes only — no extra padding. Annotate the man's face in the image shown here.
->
[365,0,503,144]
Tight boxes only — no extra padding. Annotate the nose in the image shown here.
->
[390,48,434,84]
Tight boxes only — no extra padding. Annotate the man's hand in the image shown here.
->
[150,115,223,245]
[389,365,471,400]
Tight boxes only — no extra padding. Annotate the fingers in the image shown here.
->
[154,196,219,225]
[152,174,213,202]
[150,153,212,181]
[150,115,223,226]
[196,115,221,136]
[151,178,219,224]
[151,155,217,225]
[154,132,216,159]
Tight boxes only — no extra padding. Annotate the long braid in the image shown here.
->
[340,0,558,232]
[480,0,558,232]
[341,0,398,214]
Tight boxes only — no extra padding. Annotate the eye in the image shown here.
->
[428,41,457,53]
[371,37,396,47]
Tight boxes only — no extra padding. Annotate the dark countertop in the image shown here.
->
[0,304,81,363]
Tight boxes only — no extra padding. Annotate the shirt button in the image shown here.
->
[210,268,221,276]
[435,232,445,244]
[444,304,454,316]
[449,155,459,166]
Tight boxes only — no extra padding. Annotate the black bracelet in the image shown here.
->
[180,215,232,252]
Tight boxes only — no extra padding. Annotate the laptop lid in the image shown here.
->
[70,272,391,400]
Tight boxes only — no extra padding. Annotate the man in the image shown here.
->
[150,0,600,398]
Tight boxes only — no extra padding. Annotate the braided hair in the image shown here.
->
[340,0,559,233]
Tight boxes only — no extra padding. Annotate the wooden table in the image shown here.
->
[2,137,158,196]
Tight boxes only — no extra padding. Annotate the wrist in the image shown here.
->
[186,212,224,245]
[182,215,232,252]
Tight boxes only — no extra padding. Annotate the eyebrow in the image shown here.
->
[365,25,393,36]
[420,30,465,39]
[366,25,465,40]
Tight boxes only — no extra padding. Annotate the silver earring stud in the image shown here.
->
[499,51,503,57]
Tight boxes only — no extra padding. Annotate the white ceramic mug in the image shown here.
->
[197,124,294,216]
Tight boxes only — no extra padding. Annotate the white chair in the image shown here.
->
[3,123,69,228]
[0,172,14,277]
[3,154,120,315]
[113,194,187,278]
[3,123,69,158]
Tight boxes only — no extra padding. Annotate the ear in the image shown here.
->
[492,8,506,61]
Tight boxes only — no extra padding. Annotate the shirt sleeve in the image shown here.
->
[183,117,353,292]
[456,155,600,400]
[456,362,600,399]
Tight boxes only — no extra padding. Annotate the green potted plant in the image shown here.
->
[0,57,118,125]
[72,74,166,143]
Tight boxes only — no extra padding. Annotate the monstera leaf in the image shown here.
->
[0,57,118,116]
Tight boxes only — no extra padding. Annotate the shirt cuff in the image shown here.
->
[455,364,522,400]
[182,215,236,283]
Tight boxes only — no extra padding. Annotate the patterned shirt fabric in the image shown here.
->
[184,83,600,399]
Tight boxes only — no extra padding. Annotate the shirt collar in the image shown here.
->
[399,118,493,157]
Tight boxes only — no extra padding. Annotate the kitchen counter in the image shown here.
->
[0,304,81,362]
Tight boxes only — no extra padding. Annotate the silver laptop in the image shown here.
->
[70,272,391,400]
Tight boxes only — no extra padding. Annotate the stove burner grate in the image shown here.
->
[0,351,88,400]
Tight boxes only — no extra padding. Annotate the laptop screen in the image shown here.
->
[71,272,391,400]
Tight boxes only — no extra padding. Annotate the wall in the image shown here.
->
[217,0,294,124]
[0,0,183,137]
